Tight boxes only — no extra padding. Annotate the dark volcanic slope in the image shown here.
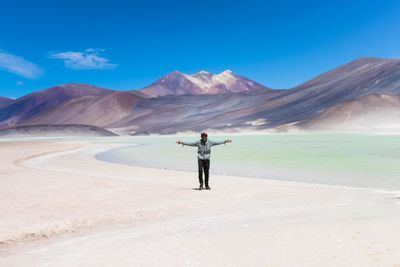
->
[108,90,285,134]
[15,89,285,134]
[0,124,118,137]
[0,84,113,127]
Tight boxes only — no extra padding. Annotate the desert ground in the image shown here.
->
[0,137,400,266]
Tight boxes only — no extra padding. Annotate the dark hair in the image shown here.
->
[201,132,208,137]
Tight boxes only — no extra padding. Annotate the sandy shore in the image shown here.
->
[0,138,400,266]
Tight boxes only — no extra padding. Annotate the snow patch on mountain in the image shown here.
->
[185,70,240,92]
[140,69,270,97]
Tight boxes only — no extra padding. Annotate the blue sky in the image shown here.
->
[1,0,400,98]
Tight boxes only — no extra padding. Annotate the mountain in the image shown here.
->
[106,90,283,134]
[238,57,400,128]
[140,71,203,97]
[0,84,113,128]
[0,97,14,108]
[8,88,283,134]
[290,57,400,97]
[140,70,271,97]
[189,70,270,93]
[301,94,400,132]
[24,91,143,127]
[2,58,400,134]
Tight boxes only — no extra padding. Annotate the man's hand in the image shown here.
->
[225,139,232,143]
[176,141,183,145]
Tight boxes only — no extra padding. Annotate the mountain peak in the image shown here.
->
[140,69,270,97]
[191,70,213,77]
[170,70,182,75]
[164,70,189,80]
[220,69,233,75]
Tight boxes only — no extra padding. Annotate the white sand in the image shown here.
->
[0,139,400,266]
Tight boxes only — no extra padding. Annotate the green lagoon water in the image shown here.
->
[96,134,400,190]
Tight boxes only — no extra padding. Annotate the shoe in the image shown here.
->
[205,185,211,190]
[199,185,204,190]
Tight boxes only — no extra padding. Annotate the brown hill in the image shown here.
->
[0,84,113,127]
[24,91,143,127]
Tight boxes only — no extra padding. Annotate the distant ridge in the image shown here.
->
[0,124,118,137]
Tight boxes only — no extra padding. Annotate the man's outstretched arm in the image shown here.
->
[176,140,198,147]
[210,139,233,146]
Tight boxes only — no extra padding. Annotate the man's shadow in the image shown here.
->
[173,187,209,190]
[174,187,204,190]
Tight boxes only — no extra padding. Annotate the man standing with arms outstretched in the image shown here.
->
[176,132,232,190]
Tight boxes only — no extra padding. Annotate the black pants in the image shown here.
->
[198,159,210,186]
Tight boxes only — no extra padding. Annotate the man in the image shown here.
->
[176,132,232,190]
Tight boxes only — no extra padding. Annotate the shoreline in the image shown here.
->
[94,140,400,192]
[1,139,400,266]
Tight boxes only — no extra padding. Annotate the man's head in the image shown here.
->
[200,132,208,141]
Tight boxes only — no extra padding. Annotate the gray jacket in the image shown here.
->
[182,140,226,160]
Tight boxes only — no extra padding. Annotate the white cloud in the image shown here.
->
[48,48,118,70]
[0,50,44,79]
